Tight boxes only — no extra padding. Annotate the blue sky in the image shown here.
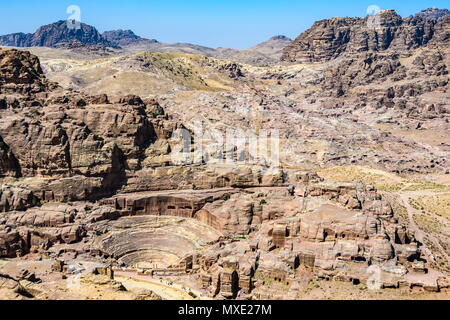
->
[0,0,448,49]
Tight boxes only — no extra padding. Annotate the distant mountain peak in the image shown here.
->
[414,8,449,20]
[0,20,115,49]
[102,29,158,46]
[269,35,292,41]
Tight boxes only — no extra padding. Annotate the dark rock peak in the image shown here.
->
[31,20,113,48]
[102,29,140,42]
[269,35,292,41]
[102,29,158,46]
[0,20,115,49]
[414,8,449,20]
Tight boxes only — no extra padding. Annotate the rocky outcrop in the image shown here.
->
[219,63,244,78]
[0,273,33,300]
[414,8,450,20]
[0,117,72,176]
[198,198,255,235]
[0,49,173,203]
[0,228,24,258]
[318,47,448,98]
[0,21,115,49]
[429,14,450,45]
[0,48,51,93]
[0,33,33,47]
[100,188,234,219]
[0,203,88,257]
[321,53,404,96]
[281,9,449,63]
[192,182,430,299]
[102,29,158,47]
[0,136,20,178]
[0,185,37,213]
[3,205,77,228]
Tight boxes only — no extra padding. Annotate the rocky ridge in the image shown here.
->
[414,8,450,20]
[1,19,293,66]
[0,21,115,49]
[102,29,158,47]
[281,9,450,63]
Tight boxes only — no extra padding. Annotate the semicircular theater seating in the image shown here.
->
[101,216,222,269]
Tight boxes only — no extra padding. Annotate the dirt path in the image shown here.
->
[398,190,449,264]
[115,272,209,300]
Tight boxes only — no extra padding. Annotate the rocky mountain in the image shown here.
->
[102,29,158,46]
[0,29,282,66]
[0,33,33,47]
[1,19,291,65]
[281,8,449,63]
[0,20,115,49]
[414,7,450,20]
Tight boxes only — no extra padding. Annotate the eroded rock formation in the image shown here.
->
[281,9,450,63]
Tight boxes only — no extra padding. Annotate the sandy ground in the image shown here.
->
[115,271,210,300]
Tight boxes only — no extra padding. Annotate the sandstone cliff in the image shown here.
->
[281,9,449,63]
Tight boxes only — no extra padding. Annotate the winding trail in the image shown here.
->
[398,189,449,264]
[115,271,209,300]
